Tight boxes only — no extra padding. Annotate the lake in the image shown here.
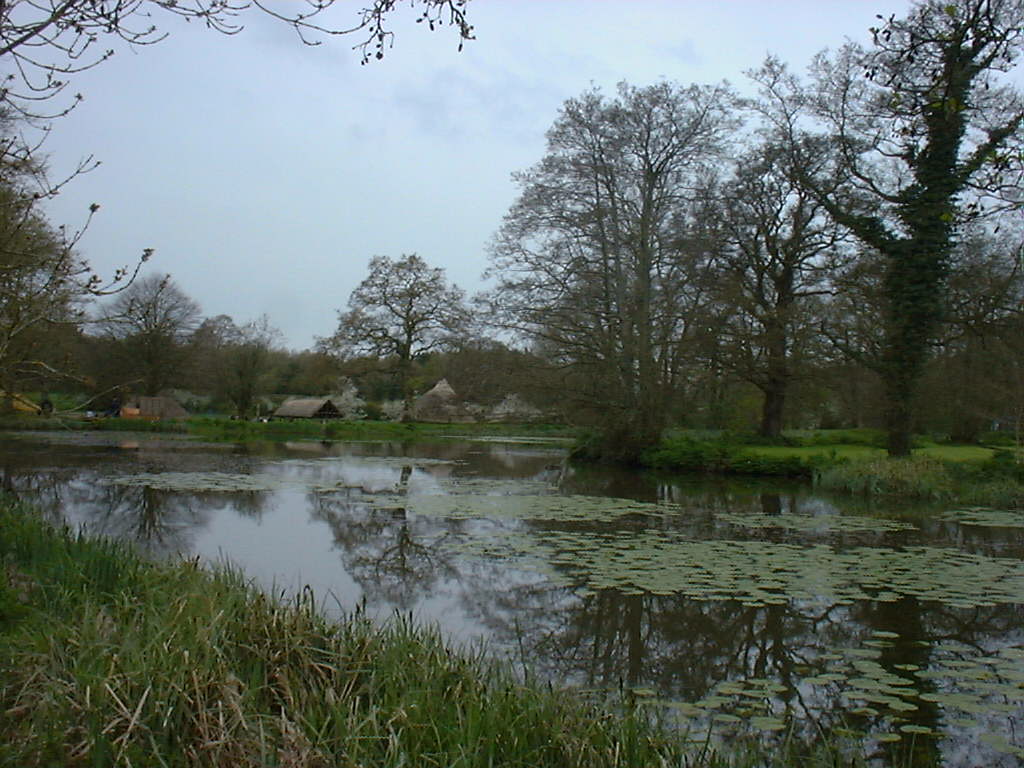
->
[4,429,1024,766]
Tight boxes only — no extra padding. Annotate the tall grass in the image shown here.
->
[816,456,955,500]
[817,454,1024,507]
[0,497,679,767]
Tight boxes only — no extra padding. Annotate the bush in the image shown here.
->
[640,437,822,477]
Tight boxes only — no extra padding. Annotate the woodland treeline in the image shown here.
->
[2,1,1023,461]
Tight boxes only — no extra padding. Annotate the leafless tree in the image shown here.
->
[0,0,474,120]
[99,273,201,394]
[218,314,282,418]
[486,82,737,460]
[713,142,847,437]
[0,115,147,405]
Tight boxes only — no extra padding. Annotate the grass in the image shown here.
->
[816,453,1024,507]
[0,413,578,443]
[0,496,685,767]
[640,430,1024,506]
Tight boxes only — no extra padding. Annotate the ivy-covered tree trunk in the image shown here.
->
[879,239,951,456]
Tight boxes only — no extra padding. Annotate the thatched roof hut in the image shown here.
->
[122,395,189,420]
[414,379,465,422]
[273,398,341,419]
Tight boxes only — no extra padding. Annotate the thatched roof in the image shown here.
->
[419,378,456,403]
[124,395,189,420]
[273,398,341,419]
[414,379,466,422]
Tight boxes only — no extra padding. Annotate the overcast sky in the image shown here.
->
[37,0,919,350]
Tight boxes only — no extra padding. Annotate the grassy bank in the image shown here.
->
[637,429,1024,507]
[816,453,1024,507]
[0,496,667,766]
[185,416,577,443]
[0,413,577,443]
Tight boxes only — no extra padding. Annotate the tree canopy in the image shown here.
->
[324,253,470,419]
[754,0,1024,453]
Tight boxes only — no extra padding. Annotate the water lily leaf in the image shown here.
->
[750,716,786,732]
[899,724,934,735]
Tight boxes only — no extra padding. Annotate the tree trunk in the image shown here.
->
[759,380,786,439]
[880,238,948,457]
[758,316,789,439]
[883,371,915,457]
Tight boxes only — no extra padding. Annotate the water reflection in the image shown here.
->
[311,482,462,609]
[4,430,1024,766]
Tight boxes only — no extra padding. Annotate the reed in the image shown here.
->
[0,497,677,767]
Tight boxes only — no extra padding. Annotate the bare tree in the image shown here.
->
[323,253,470,419]
[486,82,736,460]
[753,0,1024,455]
[713,142,847,438]
[0,0,474,120]
[0,116,146,405]
[99,273,201,394]
[218,315,282,418]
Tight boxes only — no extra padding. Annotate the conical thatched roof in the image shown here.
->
[414,379,463,422]
[422,379,457,401]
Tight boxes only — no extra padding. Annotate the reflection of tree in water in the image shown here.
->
[309,467,462,610]
[461,507,1024,766]
[227,489,270,520]
[68,482,212,557]
[0,465,74,525]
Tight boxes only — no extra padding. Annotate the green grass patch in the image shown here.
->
[915,444,997,461]
[744,444,885,461]
[640,437,830,478]
[186,416,577,443]
[0,414,578,443]
[641,432,1024,505]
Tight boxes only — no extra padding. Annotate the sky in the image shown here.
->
[33,0,920,350]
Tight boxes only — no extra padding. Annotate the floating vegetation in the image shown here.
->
[716,512,917,534]
[306,456,459,467]
[108,471,290,493]
[446,529,1024,608]
[668,639,1024,758]
[940,508,1024,528]
[452,435,573,446]
[417,478,561,496]
[791,640,1024,755]
[403,493,676,523]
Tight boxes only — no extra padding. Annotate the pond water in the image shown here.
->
[4,430,1024,766]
